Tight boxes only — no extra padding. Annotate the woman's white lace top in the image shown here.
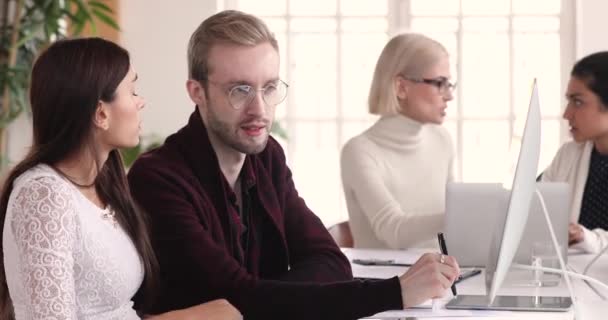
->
[3,164,143,320]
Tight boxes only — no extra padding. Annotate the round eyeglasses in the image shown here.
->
[402,76,457,95]
[208,79,289,110]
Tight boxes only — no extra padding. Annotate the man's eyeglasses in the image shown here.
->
[402,75,457,95]
[207,79,289,110]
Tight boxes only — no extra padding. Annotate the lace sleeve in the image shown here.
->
[9,176,78,319]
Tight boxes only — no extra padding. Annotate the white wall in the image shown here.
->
[576,0,608,58]
[6,112,31,164]
[119,0,219,140]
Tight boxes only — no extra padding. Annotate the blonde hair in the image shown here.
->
[368,33,448,115]
[188,10,278,81]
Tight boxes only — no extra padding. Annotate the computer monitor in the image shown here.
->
[485,79,541,303]
[446,80,572,311]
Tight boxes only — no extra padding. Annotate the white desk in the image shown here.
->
[342,248,608,319]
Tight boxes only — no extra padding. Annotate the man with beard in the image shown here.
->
[128,10,460,320]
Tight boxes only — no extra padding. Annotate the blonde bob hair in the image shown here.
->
[368,33,448,115]
[188,10,278,82]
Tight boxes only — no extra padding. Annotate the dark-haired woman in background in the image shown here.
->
[541,51,608,254]
[0,38,241,320]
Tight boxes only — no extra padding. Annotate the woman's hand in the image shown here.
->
[146,299,242,320]
[568,222,584,246]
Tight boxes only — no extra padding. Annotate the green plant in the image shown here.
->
[0,0,118,164]
[120,135,163,169]
[271,120,287,140]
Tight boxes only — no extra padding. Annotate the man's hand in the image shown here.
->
[568,222,585,246]
[398,253,460,308]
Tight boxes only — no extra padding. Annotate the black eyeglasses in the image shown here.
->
[402,76,457,95]
[207,79,289,110]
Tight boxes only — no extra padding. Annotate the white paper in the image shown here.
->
[365,308,489,318]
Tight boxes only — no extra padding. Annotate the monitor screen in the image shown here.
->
[485,80,542,303]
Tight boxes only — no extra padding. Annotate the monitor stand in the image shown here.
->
[446,294,572,312]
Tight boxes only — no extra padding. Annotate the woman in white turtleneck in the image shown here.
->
[341,33,456,249]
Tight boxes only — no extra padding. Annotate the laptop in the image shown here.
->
[444,182,570,267]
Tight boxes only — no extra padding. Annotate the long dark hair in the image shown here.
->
[571,51,608,108]
[0,37,158,319]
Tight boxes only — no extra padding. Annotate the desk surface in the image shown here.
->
[342,248,608,319]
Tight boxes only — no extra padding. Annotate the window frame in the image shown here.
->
[224,0,575,225]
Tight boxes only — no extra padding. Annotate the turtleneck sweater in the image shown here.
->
[341,114,454,249]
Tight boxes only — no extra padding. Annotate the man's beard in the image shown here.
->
[205,101,270,155]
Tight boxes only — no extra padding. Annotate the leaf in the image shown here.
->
[69,16,87,35]
[60,9,80,23]
[91,8,119,30]
[88,1,113,14]
[67,0,94,35]
[14,22,44,47]
[44,15,62,36]
[66,2,90,34]
[68,0,92,21]
[120,143,142,168]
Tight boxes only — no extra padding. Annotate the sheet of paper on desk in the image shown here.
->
[353,266,479,282]
[342,248,427,262]
[352,265,406,279]
[365,308,478,318]
[365,308,509,318]
[348,250,424,280]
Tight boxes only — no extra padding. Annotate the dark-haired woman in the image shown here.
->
[541,51,608,254]
[0,37,241,320]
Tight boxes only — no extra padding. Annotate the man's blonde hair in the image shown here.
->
[368,33,448,115]
[188,10,278,81]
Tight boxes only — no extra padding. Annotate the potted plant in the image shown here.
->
[0,0,118,167]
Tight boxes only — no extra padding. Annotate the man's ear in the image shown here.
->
[93,101,110,131]
[186,79,207,106]
[394,75,408,100]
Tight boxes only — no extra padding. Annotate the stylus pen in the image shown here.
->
[454,268,482,284]
[438,232,457,296]
[352,258,413,267]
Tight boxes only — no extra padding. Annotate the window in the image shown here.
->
[228,0,574,226]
